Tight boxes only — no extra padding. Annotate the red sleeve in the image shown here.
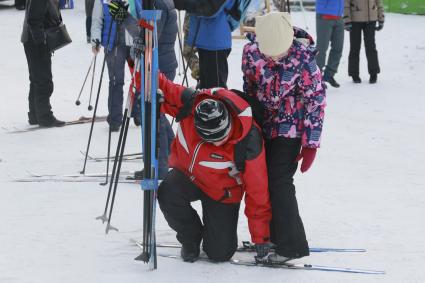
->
[242,127,271,244]
[158,72,188,117]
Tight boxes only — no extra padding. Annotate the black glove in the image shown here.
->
[344,23,352,32]
[91,38,100,48]
[255,243,271,259]
[376,21,384,31]
[107,0,129,23]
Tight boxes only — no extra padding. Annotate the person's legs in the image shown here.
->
[348,22,363,77]
[24,42,38,124]
[105,45,128,128]
[157,169,203,246]
[198,48,230,89]
[324,18,344,78]
[265,137,309,259]
[158,114,173,178]
[315,14,332,72]
[201,194,240,262]
[85,0,95,41]
[363,21,380,76]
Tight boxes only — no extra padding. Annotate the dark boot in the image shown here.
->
[369,74,377,84]
[110,124,120,132]
[181,243,200,263]
[323,73,340,88]
[38,113,65,127]
[133,116,141,126]
[133,169,144,180]
[28,112,38,125]
[351,75,362,83]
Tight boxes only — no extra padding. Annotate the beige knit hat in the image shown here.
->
[255,12,294,57]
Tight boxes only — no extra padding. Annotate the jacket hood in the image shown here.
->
[245,27,317,64]
[193,88,253,145]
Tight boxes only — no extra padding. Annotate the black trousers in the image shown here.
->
[265,137,310,258]
[348,22,380,76]
[23,39,53,118]
[158,169,240,261]
[198,48,231,89]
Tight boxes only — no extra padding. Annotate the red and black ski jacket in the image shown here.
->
[159,74,271,244]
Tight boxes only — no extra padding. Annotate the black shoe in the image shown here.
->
[16,4,25,10]
[324,76,340,88]
[133,170,144,180]
[133,116,141,126]
[369,74,378,84]
[110,124,120,132]
[38,113,65,127]
[351,75,362,83]
[181,243,200,263]
[28,112,38,125]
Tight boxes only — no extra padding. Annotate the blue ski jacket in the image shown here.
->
[186,0,234,51]
[316,0,344,16]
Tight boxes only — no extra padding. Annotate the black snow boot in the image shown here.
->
[369,74,378,84]
[351,75,362,83]
[133,169,144,180]
[181,243,200,263]
[28,112,38,125]
[38,113,65,127]
[323,72,340,88]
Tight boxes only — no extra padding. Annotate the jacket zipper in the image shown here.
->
[189,141,205,176]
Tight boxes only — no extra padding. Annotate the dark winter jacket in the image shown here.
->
[158,74,271,244]
[129,0,178,75]
[21,0,63,44]
[186,0,234,50]
[242,28,326,148]
[344,0,385,23]
[316,0,344,16]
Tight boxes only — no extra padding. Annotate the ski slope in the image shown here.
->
[1,1,425,282]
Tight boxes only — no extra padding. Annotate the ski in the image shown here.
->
[2,116,107,133]
[11,176,140,184]
[230,259,385,275]
[80,150,143,162]
[130,240,366,253]
[155,252,385,275]
[26,170,134,178]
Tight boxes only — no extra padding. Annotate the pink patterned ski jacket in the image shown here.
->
[242,28,326,148]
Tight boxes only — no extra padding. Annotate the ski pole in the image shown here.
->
[87,53,98,111]
[80,22,114,175]
[104,56,140,232]
[75,56,95,106]
[101,22,121,186]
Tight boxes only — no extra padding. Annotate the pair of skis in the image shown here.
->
[1,116,107,134]
[132,240,384,275]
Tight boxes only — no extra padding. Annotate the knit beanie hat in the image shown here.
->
[255,12,294,57]
[194,99,232,142]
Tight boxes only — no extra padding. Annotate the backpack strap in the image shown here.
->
[234,124,263,173]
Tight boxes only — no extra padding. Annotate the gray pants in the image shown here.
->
[315,14,344,77]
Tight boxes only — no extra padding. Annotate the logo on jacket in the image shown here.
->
[210,153,224,160]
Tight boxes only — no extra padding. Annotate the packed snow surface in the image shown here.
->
[1,1,425,282]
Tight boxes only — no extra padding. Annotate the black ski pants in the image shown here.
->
[348,22,380,76]
[23,39,53,118]
[198,48,231,89]
[158,169,240,261]
[265,137,310,258]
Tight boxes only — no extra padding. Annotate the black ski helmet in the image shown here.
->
[194,99,232,142]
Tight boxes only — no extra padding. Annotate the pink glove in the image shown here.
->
[295,147,317,173]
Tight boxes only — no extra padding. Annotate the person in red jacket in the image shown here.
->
[157,73,272,263]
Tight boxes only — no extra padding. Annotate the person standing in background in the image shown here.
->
[344,0,385,84]
[315,0,345,88]
[21,0,65,127]
[85,0,95,43]
[186,0,235,89]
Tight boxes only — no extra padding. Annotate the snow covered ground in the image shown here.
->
[1,1,425,282]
